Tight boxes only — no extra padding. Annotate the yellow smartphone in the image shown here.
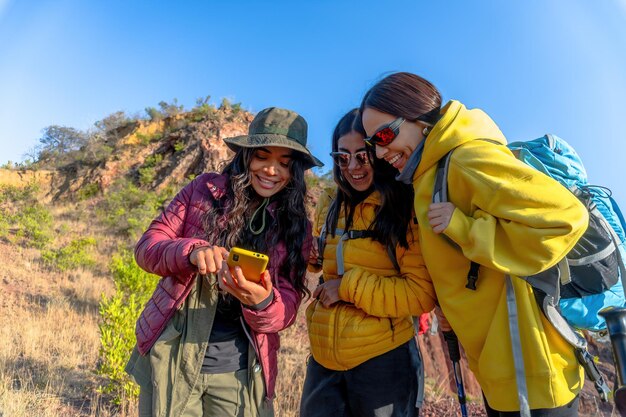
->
[227,247,269,283]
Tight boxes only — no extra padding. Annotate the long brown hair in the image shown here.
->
[360,72,442,126]
[202,147,310,299]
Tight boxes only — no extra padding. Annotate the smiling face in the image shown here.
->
[248,146,293,198]
[336,131,373,192]
[362,107,426,173]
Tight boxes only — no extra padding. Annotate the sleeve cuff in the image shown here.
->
[443,208,471,246]
[244,290,274,311]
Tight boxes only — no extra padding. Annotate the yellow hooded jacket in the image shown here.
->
[412,100,588,410]
[306,190,436,370]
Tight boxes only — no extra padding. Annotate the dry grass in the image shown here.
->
[274,298,313,417]
[0,197,125,417]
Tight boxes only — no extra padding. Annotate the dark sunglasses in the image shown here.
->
[364,117,405,147]
[330,150,370,168]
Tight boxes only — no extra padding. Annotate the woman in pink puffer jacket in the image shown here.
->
[125,107,323,417]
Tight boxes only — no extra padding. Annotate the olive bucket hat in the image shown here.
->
[223,107,323,169]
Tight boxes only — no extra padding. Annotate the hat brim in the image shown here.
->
[223,134,324,169]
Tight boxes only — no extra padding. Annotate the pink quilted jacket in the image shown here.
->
[134,172,311,399]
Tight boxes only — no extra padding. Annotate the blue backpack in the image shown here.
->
[433,134,626,405]
[508,134,626,331]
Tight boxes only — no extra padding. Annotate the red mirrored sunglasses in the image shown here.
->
[364,117,405,147]
[330,150,370,168]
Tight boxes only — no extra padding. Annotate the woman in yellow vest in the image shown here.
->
[299,109,436,417]
[359,72,588,416]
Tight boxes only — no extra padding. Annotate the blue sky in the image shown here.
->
[1,0,625,203]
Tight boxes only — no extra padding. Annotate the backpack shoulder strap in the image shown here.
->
[321,227,400,276]
[433,150,453,204]
[432,147,479,290]
[610,195,626,235]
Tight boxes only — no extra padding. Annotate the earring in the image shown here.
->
[422,126,430,136]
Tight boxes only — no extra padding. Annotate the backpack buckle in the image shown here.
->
[575,348,610,402]
[465,262,480,291]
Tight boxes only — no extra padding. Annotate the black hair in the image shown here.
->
[325,109,414,250]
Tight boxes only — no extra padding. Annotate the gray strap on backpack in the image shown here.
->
[412,317,425,408]
[335,229,348,276]
[601,210,626,298]
[505,275,531,417]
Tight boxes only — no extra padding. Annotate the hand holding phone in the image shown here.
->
[221,247,272,306]
[227,247,269,283]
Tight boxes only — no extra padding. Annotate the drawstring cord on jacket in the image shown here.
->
[248,197,270,235]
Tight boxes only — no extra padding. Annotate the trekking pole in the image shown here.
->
[443,330,468,417]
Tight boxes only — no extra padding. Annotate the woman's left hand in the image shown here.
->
[313,279,342,308]
[428,202,456,234]
[218,262,273,306]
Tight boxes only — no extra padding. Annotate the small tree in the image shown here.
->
[95,111,130,134]
[158,98,184,118]
[36,125,87,166]
[195,95,211,107]
[145,106,164,122]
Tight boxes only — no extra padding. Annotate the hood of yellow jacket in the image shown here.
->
[415,100,507,178]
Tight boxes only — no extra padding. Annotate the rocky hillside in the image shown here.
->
[4,104,250,202]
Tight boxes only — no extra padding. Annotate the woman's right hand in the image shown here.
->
[190,245,229,274]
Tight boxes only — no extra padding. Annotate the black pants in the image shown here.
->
[484,394,579,417]
[300,339,420,417]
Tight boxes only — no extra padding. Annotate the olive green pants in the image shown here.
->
[139,369,253,417]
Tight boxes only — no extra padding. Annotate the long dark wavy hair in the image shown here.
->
[325,109,414,250]
[201,147,310,299]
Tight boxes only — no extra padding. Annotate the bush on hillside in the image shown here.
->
[96,178,171,239]
[0,183,53,248]
[42,237,97,271]
[144,99,185,122]
[138,154,164,186]
[98,249,160,403]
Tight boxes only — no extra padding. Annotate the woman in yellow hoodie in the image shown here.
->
[359,72,588,417]
[299,109,436,417]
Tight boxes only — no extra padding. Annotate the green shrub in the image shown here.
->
[77,182,100,200]
[96,179,169,239]
[173,140,185,152]
[42,237,97,271]
[97,250,159,403]
[135,131,163,145]
[0,213,10,240]
[0,182,40,204]
[0,184,47,245]
[145,106,164,121]
[143,154,163,168]
[138,166,156,186]
[138,154,164,186]
[14,205,53,248]
[190,102,217,122]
